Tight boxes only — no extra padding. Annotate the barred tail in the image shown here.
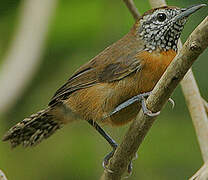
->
[2,108,63,148]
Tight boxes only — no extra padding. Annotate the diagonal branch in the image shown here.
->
[149,0,208,162]
[0,170,7,180]
[202,98,208,114]
[150,0,208,179]
[123,0,141,20]
[100,13,208,180]
[189,161,208,180]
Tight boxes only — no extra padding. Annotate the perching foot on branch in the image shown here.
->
[109,91,175,117]
[103,147,117,173]
[108,92,157,117]
[103,146,134,175]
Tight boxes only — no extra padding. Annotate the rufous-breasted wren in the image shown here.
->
[3,4,206,172]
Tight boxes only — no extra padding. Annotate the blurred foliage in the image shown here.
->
[0,0,208,179]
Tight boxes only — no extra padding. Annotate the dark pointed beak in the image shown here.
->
[174,4,207,21]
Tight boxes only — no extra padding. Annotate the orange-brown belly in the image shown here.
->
[65,49,177,126]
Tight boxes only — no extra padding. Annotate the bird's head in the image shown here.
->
[135,4,206,52]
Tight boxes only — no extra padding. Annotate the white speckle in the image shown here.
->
[160,31,164,35]
[150,24,156,29]
[146,28,150,33]
[140,31,145,36]
[152,41,156,46]
[162,39,166,44]
[147,34,151,39]
[174,24,180,29]
[145,24,150,28]
[169,37,173,41]
[157,40,161,45]
[155,35,160,41]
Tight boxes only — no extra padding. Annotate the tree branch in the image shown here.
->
[202,98,208,114]
[150,0,208,179]
[123,0,141,20]
[0,170,7,180]
[181,70,208,161]
[148,0,166,7]
[149,0,208,162]
[100,13,208,180]
[189,161,208,180]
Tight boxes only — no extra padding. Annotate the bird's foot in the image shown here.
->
[109,91,159,117]
[102,147,133,175]
[102,149,115,173]
[109,91,175,117]
[141,96,160,116]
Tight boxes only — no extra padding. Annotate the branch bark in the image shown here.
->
[181,70,208,161]
[100,12,208,180]
[123,0,141,20]
[150,0,208,179]
[148,0,166,7]
[202,98,208,114]
[149,0,208,162]
[0,0,57,114]
[189,161,208,180]
[0,170,7,180]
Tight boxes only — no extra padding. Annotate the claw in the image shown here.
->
[168,98,175,109]
[127,162,133,175]
[132,152,138,161]
[102,150,115,170]
[102,148,134,175]
[141,97,160,117]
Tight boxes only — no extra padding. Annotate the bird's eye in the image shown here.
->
[157,13,167,22]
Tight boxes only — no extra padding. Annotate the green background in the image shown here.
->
[0,0,208,179]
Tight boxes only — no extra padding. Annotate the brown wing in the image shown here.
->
[49,31,144,106]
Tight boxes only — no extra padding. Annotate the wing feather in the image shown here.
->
[49,32,144,106]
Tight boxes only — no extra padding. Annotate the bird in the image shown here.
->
[3,3,206,173]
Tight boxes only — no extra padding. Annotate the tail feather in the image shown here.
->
[2,108,63,148]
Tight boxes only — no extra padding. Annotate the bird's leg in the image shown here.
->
[87,120,117,170]
[109,91,174,117]
[87,120,133,174]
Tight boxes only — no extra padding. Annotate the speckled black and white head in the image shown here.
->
[137,4,206,52]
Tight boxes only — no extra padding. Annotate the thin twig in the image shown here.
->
[101,14,208,180]
[148,0,166,7]
[123,0,141,20]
